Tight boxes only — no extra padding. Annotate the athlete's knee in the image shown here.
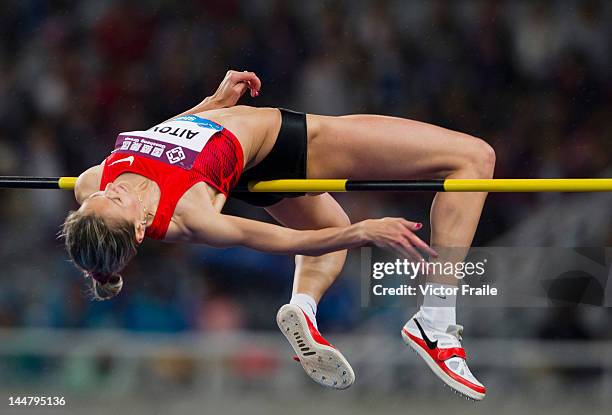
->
[460,136,496,179]
[476,139,496,178]
[318,194,351,228]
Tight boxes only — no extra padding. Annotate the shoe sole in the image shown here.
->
[401,328,485,401]
[277,304,355,390]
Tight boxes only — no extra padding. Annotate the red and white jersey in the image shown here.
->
[100,115,244,240]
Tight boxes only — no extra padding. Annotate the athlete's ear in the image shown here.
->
[135,222,146,244]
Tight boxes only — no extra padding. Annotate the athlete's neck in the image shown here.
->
[113,173,159,226]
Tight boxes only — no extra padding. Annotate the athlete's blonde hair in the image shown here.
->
[61,210,137,300]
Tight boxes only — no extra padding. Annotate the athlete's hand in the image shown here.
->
[211,70,262,107]
[360,218,438,261]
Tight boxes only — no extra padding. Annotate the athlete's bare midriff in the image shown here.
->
[194,106,282,170]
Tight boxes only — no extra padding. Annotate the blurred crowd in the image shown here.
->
[0,0,611,338]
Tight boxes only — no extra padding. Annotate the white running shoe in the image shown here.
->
[401,311,486,400]
[277,304,355,389]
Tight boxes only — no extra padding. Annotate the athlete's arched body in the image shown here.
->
[67,70,494,400]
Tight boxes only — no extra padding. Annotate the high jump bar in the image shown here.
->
[2,177,612,192]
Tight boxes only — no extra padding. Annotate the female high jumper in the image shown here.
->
[62,70,494,400]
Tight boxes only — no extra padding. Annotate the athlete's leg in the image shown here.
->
[266,192,350,304]
[306,114,494,398]
[267,193,355,389]
[307,114,495,264]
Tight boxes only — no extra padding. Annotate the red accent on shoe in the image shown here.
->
[301,310,333,348]
[437,347,467,361]
[403,328,486,394]
[292,355,300,362]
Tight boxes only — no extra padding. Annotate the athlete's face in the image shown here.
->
[80,182,146,243]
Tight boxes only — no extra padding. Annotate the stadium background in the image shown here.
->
[0,0,611,413]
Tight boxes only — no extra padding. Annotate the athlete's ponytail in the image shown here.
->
[61,210,137,300]
[89,272,124,301]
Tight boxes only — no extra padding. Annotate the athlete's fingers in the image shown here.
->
[404,243,425,262]
[396,240,424,262]
[230,81,249,101]
[245,72,262,93]
[248,80,260,97]
[233,80,249,93]
[406,232,439,258]
[229,71,261,95]
[390,242,410,259]
[246,80,259,97]
[402,219,423,232]
[396,219,437,258]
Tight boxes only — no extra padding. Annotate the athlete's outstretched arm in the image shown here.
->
[186,212,436,260]
[170,70,262,120]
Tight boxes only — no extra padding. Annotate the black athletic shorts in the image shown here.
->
[230,108,307,207]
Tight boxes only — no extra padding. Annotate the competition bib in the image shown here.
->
[112,115,223,169]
